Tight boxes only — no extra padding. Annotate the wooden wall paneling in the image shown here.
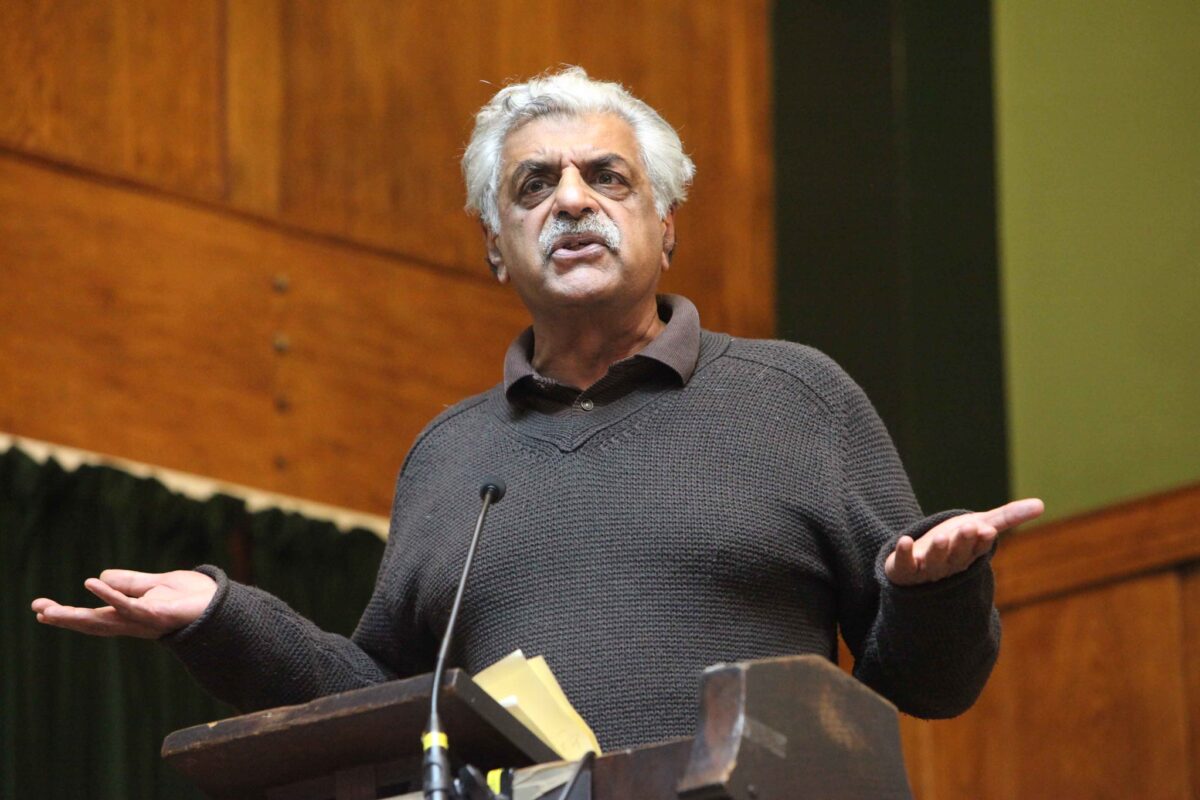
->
[1184,565,1200,799]
[223,0,774,337]
[898,654,1019,800]
[0,156,280,484]
[900,573,1192,799]
[0,154,527,514]
[0,0,225,199]
[225,0,284,215]
[264,246,529,512]
[994,482,1200,608]
[2,0,775,510]
[696,0,776,340]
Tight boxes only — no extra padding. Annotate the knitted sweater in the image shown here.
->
[164,327,999,751]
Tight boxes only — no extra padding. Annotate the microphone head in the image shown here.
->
[479,477,506,502]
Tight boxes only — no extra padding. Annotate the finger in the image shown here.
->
[31,597,58,613]
[979,498,1045,532]
[923,530,952,564]
[922,527,970,581]
[895,536,918,571]
[946,521,980,571]
[956,519,979,546]
[888,534,931,585]
[972,524,998,557]
[886,536,921,585]
[36,603,157,638]
[97,569,164,598]
[85,578,153,621]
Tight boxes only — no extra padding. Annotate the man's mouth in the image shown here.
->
[538,212,622,263]
[546,234,611,265]
[549,233,608,255]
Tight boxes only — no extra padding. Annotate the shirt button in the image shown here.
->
[579,399,595,411]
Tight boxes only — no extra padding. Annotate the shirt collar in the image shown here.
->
[503,294,702,397]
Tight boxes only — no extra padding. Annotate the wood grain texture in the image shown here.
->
[224,0,775,337]
[162,670,555,798]
[994,481,1200,609]
[265,227,530,509]
[903,573,1192,799]
[1183,565,1200,799]
[1,1,776,515]
[0,154,527,514]
[225,0,284,214]
[0,0,224,198]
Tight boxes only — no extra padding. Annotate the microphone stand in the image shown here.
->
[422,479,506,800]
[420,478,592,800]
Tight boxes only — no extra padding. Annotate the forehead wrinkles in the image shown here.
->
[499,114,644,180]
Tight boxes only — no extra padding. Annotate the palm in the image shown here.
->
[885,498,1044,586]
[31,569,217,639]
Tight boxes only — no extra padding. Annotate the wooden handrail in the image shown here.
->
[994,481,1200,610]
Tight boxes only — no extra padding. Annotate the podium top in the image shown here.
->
[162,669,559,799]
[164,655,914,800]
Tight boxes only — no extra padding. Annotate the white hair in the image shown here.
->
[462,66,696,232]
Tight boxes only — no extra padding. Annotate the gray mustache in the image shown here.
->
[539,213,622,257]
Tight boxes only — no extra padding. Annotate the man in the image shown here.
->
[32,67,1042,751]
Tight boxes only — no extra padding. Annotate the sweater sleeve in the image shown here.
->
[160,563,409,712]
[158,437,450,713]
[824,361,1001,719]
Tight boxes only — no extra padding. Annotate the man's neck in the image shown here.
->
[529,296,665,390]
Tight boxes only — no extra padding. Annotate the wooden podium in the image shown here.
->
[162,655,912,799]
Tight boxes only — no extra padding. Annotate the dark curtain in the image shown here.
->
[0,447,385,799]
[247,508,385,637]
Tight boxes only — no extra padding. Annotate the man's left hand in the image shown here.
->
[885,498,1044,586]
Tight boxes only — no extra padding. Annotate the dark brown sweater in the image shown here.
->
[164,300,999,751]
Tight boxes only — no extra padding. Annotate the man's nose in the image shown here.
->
[551,167,597,219]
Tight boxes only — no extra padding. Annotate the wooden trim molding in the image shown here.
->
[994,482,1200,609]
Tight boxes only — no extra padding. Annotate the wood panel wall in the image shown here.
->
[0,0,774,514]
[900,483,1200,799]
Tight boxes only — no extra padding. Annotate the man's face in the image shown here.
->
[485,113,675,316]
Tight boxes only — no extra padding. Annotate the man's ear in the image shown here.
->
[481,221,507,283]
[660,207,678,271]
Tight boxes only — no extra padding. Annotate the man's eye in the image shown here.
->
[596,171,618,185]
[523,179,546,194]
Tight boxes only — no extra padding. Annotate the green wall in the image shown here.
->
[994,1,1200,520]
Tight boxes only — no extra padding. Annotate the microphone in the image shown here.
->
[479,477,506,503]
[422,478,507,800]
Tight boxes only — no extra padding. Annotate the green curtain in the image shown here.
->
[247,508,385,637]
[0,447,385,799]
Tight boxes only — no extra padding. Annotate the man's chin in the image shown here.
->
[538,271,623,305]
[546,286,619,306]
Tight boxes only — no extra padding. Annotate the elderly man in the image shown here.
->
[33,67,1042,751]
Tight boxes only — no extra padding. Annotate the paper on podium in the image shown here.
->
[473,650,602,760]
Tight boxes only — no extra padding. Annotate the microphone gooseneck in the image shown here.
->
[422,480,506,800]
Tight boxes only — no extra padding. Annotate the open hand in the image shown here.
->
[885,498,1044,586]
[31,569,217,639]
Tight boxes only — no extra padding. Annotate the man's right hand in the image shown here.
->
[31,569,217,639]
